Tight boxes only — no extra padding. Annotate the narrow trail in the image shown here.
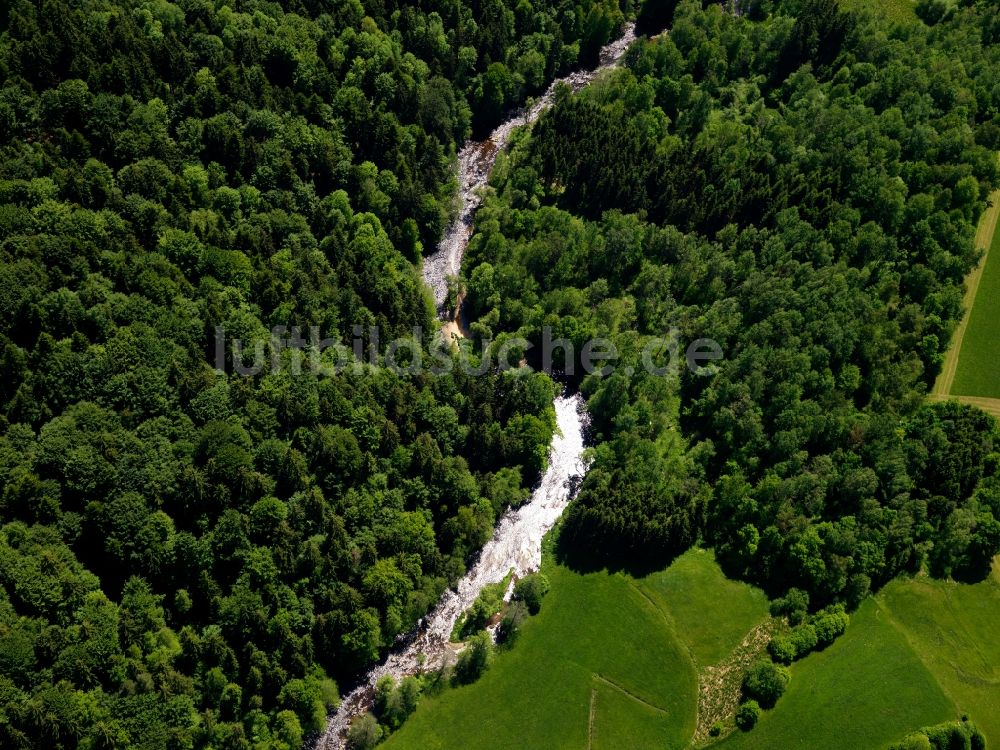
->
[630,582,700,671]
[587,685,597,749]
[592,674,672,716]
[933,155,1000,398]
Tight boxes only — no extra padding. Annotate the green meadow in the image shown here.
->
[636,548,770,667]
[382,560,697,750]
[385,549,1000,750]
[952,225,1000,399]
[878,561,1000,745]
[716,563,1000,749]
[382,546,1000,750]
[590,678,675,750]
[382,548,770,750]
[714,599,956,750]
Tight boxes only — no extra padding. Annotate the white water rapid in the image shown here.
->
[317,21,641,749]
[422,22,637,310]
[317,395,588,748]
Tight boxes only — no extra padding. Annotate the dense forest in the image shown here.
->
[463,0,1000,603]
[0,0,623,746]
[6,0,1000,746]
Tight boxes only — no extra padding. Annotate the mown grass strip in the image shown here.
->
[950,197,1000,398]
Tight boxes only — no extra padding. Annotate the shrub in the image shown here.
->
[373,674,424,731]
[374,675,396,713]
[398,676,422,717]
[769,621,822,665]
[767,636,796,665]
[889,734,933,750]
[454,632,493,685]
[422,664,450,697]
[346,713,382,750]
[769,588,809,626]
[888,719,986,750]
[513,573,550,615]
[924,720,984,750]
[498,600,529,646]
[454,576,510,640]
[735,700,761,731]
[742,660,789,709]
[460,596,495,637]
[709,721,723,737]
[812,605,849,647]
[789,623,819,657]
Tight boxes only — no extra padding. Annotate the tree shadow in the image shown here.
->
[553,523,688,578]
[948,556,997,585]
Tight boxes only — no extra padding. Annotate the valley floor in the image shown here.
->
[382,547,769,750]
[381,548,1000,749]
[934,156,1000,410]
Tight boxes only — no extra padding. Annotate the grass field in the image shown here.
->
[714,598,957,750]
[636,548,770,666]
[590,678,675,750]
[933,151,1000,407]
[878,560,1000,745]
[382,548,769,750]
[383,547,1000,750]
[382,557,699,750]
[951,219,1000,399]
[842,0,917,23]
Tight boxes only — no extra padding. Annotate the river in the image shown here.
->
[422,22,637,310]
[317,22,639,749]
[316,395,588,748]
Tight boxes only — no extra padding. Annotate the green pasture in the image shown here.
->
[952,226,1000,399]
[382,555,699,750]
[714,598,955,750]
[878,562,1000,744]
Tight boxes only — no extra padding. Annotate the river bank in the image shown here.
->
[421,22,638,312]
[317,395,589,749]
[315,21,642,750]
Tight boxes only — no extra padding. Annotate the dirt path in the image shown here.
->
[933,156,1000,397]
[586,673,672,750]
[629,582,700,670]
[928,393,1000,418]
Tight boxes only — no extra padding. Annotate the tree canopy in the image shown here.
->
[463,0,1000,600]
[0,0,615,745]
